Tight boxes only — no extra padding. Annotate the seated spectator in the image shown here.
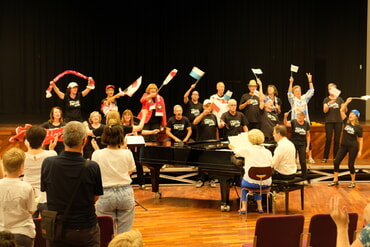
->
[108,230,143,247]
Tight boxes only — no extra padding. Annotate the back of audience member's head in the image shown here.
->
[108,230,143,247]
[26,125,47,149]
[2,148,25,174]
[0,230,17,247]
[101,120,125,146]
[63,121,86,148]
[248,129,265,145]
[273,125,287,137]
[106,110,121,125]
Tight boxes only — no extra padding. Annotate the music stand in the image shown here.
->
[125,135,148,211]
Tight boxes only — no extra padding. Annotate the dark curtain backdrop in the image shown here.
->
[0,0,366,124]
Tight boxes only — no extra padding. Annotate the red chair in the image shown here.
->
[242,214,305,247]
[98,215,115,247]
[303,213,358,247]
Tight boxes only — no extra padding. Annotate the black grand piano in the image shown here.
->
[138,140,243,211]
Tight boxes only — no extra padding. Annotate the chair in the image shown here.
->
[98,215,115,247]
[33,218,47,247]
[242,214,305,247]
[241,166,272,213]
[303,213,358,247]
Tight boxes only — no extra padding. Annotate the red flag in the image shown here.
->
[119,76,142,97]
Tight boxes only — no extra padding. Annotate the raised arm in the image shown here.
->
[283,112,291,127]
[306,73,314,89]
[184,83,196,104]
[288,76,294,93]
[81,77,94,97]
[50,81,65,99]
[340,98,352,120]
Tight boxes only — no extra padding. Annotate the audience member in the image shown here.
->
[328,98,363,188]
[137,83,167,142]
[166,105,192,144]
[283,111,310,180]
[230,129,272,214]
[239,79,261,130]
[91,120,136,234]
[108,230,143,247]
[193,99,219,188]
[219,99,248,139]
[183,83,203,140]
[50,78,94,122]
[41,121,103,247]
[271,125,297,180]
[23,126,58,218]
[0,148,36,247]
[40,106,66,154]
[322,83,345,163]
[329,196,370,247]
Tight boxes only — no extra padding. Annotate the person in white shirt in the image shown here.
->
[91,119,136,234]
[271,125,297,180]
[23,126,57,218]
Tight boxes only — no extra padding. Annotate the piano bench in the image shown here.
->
[271,176,306,214]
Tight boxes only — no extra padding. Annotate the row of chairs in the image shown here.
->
[242,212,358,247]
[34,215,114,247]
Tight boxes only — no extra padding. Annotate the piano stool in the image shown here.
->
[271,176,306,214]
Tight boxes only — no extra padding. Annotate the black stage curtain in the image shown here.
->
[0,0,366,123]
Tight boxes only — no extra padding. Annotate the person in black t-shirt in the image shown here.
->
[50,79,94,122]
[183,83,203,140]
[328,98,363,188]
[219,99,248,139]
[166,105,192,143]
[283,111,310,179]
[239,79,261,130]
[193,99,219,188]
[322,83,345,163]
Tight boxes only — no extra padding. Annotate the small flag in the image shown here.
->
[163,69,178,85]
[251,68,263,75]
[290,64,299,73]
[224,90,233,100]
[119,76,142,97]
[189,66,205,80]
[211,99,223,113]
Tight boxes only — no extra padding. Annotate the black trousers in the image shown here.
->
[323,122,342,159]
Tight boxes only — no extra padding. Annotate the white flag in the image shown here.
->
[290,64,299,73]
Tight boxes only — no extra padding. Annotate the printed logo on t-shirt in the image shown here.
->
[294,127,307,135]
[204,118,216,126]
[69,100,80,108]
[267,113,277,121]
[230,120,241,127]
[191,108,200,116]
[250,99,259,105]
[344,125,355,135]
[173,124,185,131]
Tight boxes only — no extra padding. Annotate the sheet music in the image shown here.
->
[125,135,145,146]
[228,132,251,147]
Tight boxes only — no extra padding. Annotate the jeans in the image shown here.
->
[96,185,135,234]
[241,179,270,201]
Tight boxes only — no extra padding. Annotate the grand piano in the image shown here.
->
[138,140,243,212]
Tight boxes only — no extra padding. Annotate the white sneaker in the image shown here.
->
[210,180,217,188]
[195,180,204,188]
[308,158,315,164]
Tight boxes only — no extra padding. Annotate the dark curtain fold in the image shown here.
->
[0,0,366,123]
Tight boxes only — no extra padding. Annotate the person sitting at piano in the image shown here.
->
[165,105,192,143]
[229,129,272,214]
[271,125,297,180]
[219,99,248,140]
[193,99,219,188]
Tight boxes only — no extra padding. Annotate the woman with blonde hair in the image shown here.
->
[108,230,143,247]
[328,98,363,188]
[229,129,272,213]
[137,83,167,142]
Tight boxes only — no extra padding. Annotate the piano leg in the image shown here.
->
[146,164,162,199]
[218,177,232,212]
